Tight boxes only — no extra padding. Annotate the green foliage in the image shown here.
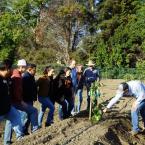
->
[0,11,24,60]
[1,0,145,69]
[82,0,145,68]
[101,67,145,80]
[123,73,135,81]
[135,60,145,80]
[17,47,57,64]
[89,81,102,123]
[0,0,50,62]
[91,106,102,124]
[57,2,86,19]
[36,63,64,75]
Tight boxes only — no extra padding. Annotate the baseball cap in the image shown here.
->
[17,59,27,66]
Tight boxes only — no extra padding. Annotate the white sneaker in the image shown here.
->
[71,112,77,116]
[17,136,24,141]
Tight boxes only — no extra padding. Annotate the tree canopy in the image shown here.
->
[0,0,145,67]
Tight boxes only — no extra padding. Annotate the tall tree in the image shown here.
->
[83,0,145,68]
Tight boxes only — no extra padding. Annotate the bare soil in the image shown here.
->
[1,79,145,145]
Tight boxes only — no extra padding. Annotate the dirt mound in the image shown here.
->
[13,111,145,145]
[1,79,145,145]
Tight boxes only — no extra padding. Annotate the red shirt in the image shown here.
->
[11,69,23,104]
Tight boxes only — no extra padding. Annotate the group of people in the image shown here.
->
[0,58,100,145]
[2,56,145,145]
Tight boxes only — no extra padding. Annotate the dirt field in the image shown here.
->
[1,79,145,145]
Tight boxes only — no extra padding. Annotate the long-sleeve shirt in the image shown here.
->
[37,75,53,98]
[0,76,11,115]
[76,72,85,90]
[11,69,23,104]
[22,72,37,102]
[83,67,100,88]
[107,80,145,108]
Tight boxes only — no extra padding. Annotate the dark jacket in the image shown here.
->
[64,76,73,99]
[0,76,11,115]
[48,76,54,103]
[11,69,23,104]
[22,72,37,102]
[53,75,65,102]
[37,75,54,99]
[83,67,100,88]
[76,72,85,90]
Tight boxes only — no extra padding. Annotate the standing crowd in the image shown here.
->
[1,57,145,145]
[0,58,100,145]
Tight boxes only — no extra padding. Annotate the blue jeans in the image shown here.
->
[65,97,74,116]
[23,101,33,134]
[38,96,55,126]
[1,106,23,145]
[14,103,38,132]
[57,100,68,120]
[4,110,26,145]
[76,89,83,113]
[131,100,145,132]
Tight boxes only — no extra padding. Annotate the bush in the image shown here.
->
[101,67,145,80]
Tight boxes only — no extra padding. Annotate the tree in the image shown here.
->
[83,0,145,68]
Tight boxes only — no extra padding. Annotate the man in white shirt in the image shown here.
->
[103,80,145,135]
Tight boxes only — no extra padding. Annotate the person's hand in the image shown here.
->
[103,108,108,113]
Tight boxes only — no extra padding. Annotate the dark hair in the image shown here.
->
[43,66,53,75]
[0,59,12,70]
[55,69,65,80]
[121,82,129,91]
[64,67,71,73]
[27,63,36,69]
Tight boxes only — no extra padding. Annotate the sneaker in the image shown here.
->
[5,141,13,145]
[45,122,51,127]
[32,127,39,133]
[71,112,77,116]
[17,136,24,141]
[24,131,30,136]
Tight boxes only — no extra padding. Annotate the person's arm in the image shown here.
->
[103,93,123,112]
[22,76,29,100]
[107,94,123,108]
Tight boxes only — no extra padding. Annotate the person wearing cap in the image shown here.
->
[22,63,38,134]
[0,60,24,145]
[4,59,39,143]
[103,80,145,135]
[83,60,100,110]
[11,59,38,132]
